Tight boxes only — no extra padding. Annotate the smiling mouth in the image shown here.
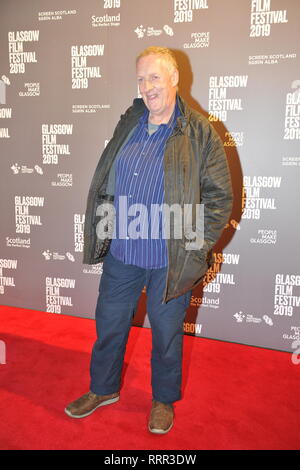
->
[147,93,159,102]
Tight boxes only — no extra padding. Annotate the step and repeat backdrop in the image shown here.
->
[0,0,299,352]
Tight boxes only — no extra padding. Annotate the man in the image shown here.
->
[65,47,233,434]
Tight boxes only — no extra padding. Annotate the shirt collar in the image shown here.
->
[140,100,180,129]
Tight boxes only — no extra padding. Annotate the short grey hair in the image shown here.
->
[136,46,178,74]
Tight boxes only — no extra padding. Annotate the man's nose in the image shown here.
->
[143,79,154,92]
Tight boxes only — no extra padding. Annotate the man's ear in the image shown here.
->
[171,69,179,88]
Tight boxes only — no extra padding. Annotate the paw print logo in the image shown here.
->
[42,250,52,260]
[11,163,20,174]
[134,25,146,38]
[233,311,245,323]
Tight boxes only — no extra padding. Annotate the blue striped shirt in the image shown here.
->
[110,104,179,268]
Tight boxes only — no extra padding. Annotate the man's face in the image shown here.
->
[136,54,179,123]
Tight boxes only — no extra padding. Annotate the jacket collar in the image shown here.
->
[131,94,191,134]
[175,94,191,133]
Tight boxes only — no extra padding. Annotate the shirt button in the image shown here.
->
[134,172,138,176]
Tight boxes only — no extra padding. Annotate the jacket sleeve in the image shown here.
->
[200,123,233,256]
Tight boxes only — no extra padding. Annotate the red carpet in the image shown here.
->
[0,305,299,450]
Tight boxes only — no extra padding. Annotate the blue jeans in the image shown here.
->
[90,251,192,404]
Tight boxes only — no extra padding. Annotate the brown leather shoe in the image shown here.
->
[148,400,174,434]
[64,391,119,418]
